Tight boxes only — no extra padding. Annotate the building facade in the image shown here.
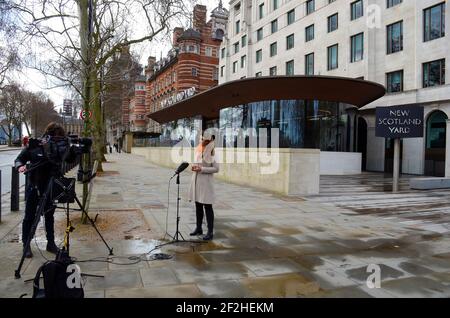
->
[219,0,449,177]
[145,3,229,136]
[129,76,147,133]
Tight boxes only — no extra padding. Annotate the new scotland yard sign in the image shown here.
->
[375,105,424,139]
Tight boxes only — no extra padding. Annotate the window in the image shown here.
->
[305,53,314,75]
[269,66,277,76]
[328,13,338,33]
[255,72,262,77]
[351,0,363,20]
[205,47,212,56]
[287,9,295,25]
[351,33,364,62]
[241,55,246,68]
[273,0,279,10]
[387,0,402,8]
[241,35,247,47]
[220,66,224,77]
[286,60,295,75]
[386,70,403,92]
[271,19,278,33]
[423,59,445,87]
[306,0,315,15]
[387,21,403,54]
[327,44,338,70]
[270,42,277,57]
[257,28,263,41]
[235,20,240,34]
[213,68,219,80]
[234,42,240,54]
[305,24,314,42]
[192,68,198,77]
[424,3,445,42]
[256,49,262,63]
[286,34,294,50]
[221,48,225,59]
[233,61,238,73]
[234,2,241,15]
[259,3,264,19]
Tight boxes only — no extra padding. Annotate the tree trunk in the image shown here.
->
[92,77,104,172]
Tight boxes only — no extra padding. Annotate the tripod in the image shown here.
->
[15,173,113,279]
[163,172,205,246]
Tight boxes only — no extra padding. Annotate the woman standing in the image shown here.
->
[188,132,219,241]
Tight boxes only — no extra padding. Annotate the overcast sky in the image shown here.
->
[17,0,228,112]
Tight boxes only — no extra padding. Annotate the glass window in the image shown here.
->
[234,42,240,54]
[305,53,314,75]
[257,28,263,41]
[351,0,363,20]
[387,21,403,54]
[235,20,240,34]
[287,9,295,25]
[426,111,447,149]
[255,72,262,77]
[423,59,445,87]
[256,49,263,63]
[241,35,247,47]
[259,3,264,19]
[305,24,314,42]
[386,70,403,92]
[192,68,198,76]
[241,55,246,68]
[269,66,277,76]
[351,32,364,62]
[306,0,315,15]
[271,19,278,33]
[221,48,225,59]
[270,42,277,57]
[273,0,279,10]
[286,60,294,75]
[328,44,338,70]
[328,13,338,33]
[232,61,238,73]
[286,34,295,50]
[387,0,402,8]
[220,66,224,77]
[424,3,445,42]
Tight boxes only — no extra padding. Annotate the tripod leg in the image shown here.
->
[15,181,54,279]
[74,196,114,256]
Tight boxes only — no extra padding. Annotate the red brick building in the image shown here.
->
[145,3,229,134]
[129,76,147,132]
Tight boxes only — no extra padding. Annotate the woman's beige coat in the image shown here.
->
[188,142,219,205]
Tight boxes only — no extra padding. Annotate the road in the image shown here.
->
[0,149,25,195]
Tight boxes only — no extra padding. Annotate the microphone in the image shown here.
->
[171,162,189,178]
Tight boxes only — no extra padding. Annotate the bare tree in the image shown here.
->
[4,0,194,171]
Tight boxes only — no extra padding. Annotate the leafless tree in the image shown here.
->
[3,0,194,170]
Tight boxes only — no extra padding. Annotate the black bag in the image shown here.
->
[32,251,84,298]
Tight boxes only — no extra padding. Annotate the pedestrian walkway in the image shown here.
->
[0,152,449,298]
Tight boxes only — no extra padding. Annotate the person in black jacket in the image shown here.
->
[15,122,76,258]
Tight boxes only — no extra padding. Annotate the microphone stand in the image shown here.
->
[162,171,205,247]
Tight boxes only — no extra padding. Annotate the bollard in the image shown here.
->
[11,166,20,212]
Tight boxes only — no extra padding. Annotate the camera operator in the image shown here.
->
[15,122,77,258]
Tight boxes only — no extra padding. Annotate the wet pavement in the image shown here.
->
[0,153,449,298]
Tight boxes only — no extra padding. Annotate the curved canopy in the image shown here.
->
[148,76,385,124]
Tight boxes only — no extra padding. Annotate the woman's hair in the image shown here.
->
[44,122,66,137]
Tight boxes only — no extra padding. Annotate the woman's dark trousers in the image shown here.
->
[195,202,214,234]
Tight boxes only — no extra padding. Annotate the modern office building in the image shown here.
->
[219,0,449,176]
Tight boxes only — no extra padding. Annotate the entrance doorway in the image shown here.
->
[425,111,447,177]
[357,117,367,171]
